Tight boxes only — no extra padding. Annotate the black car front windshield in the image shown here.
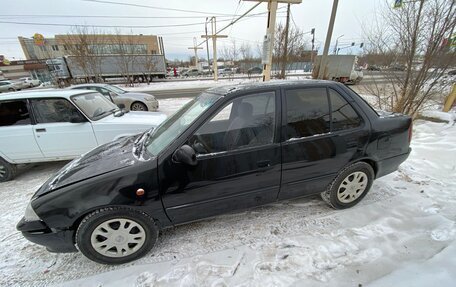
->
[106,85,127,94]
[145,92,222,156]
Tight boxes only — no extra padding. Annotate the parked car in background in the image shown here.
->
[0,89,166,182]
[0,80,23,93]
[19,77,41,88]
[182,68,201,77]
[389,63,406,71]
[367,65,381,71]
[70,84,159,111]
[247,67,263,75]
[17,80,412,264]
[218,68,234,76]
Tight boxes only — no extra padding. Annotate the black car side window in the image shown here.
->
[191,91,276,154]
[285,88,330,139]
[329,89,362,131]
[31,99,84,123]
[0,100,31,126]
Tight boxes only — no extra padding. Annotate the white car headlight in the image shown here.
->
[145,96,156,101]
[24,201,40,222]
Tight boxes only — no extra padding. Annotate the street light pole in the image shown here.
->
[317,0,339,79]
[333,34,344,54]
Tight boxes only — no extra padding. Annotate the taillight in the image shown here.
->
[408,122,413,143]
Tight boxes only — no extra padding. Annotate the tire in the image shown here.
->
[321,162,374,209]
[8,88,14,92]
[130,102,148,111]
[0,157,17,182]
[76,207,158,264]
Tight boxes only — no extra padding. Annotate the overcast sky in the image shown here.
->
[0,0,386,60]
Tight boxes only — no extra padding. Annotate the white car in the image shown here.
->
[0,80,23,93]
[19,77,41,88]
[0,89,167,181]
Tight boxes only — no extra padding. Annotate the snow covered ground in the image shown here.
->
[0,98,455,287]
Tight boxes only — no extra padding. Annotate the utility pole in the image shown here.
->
[201,17,227,81]
[280,3,291,79]
[243,0,302,82]
[310,28,315,64]
[205,17,211,73]
[188,37,203,68]
[318,0,339,79]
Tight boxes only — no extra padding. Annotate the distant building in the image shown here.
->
[0,59,50,81]
[18,34,164,60]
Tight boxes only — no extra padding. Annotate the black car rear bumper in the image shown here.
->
[16,217,77,253]
[376,148,411,178]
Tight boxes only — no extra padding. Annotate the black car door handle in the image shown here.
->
[35,128,46,133]
[257,160,271,168]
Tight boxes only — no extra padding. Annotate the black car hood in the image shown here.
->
[34,135,143,198]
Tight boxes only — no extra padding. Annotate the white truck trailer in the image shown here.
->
[313,55,363,84]
[47,54,166,83]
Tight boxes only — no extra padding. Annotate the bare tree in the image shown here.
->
[59,26,108,83]
[274,23,310,78]
[362,0,456,117]
[110,30,143,86]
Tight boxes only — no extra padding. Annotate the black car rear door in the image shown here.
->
[279,85,369,200]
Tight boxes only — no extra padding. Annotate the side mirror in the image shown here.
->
[70,115,86,123]
[117,103,126,109]
[172,145,197,166]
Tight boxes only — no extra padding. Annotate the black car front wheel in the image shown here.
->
[76,207,158,264]
[321,162,374,209]
[0,157,17,182]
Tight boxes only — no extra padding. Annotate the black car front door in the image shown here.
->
[160,90,281,224]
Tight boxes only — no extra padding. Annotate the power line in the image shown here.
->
[197,2,262,47]
[0,20,207,28]
[0,12,273,19]
[0,11,275,29]
[82,0,240,16]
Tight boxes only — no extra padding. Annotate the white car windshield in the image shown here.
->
[145,92,222,156]
[106,85,126,94]
[71,92,119,120]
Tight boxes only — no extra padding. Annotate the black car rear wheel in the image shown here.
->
[321,162,374,209]
[0,157,17,182]
[76,207,158,264]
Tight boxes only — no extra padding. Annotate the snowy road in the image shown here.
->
[0,98,455,286]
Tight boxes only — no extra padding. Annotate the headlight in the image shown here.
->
[145,96,156,101]
[24,201,40,222]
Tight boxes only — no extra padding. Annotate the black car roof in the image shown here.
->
[206,79,338,97]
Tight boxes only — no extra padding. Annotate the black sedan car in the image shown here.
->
[17,80,412,264]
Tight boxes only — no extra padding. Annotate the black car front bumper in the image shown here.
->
[16,217,77,253]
